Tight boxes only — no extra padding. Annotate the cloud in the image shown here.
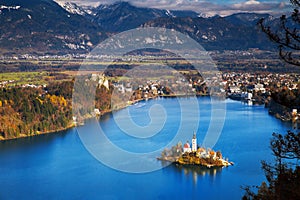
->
[54,0,292,16]
[228,1,291,16]
[245,0,260,5]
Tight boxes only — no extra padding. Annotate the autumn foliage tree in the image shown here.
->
[0,83,73,139]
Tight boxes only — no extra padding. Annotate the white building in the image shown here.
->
[183,142,191,153]
[192,132,197,152]
[229,86,241,94]
[247,92,253,100]
[94,109,101,116]
[183,133,198,153]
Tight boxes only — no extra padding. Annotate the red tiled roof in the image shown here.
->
[184,143,190,148]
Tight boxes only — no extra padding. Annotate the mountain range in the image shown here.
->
[0,0,278,55]
[0,0,106,55]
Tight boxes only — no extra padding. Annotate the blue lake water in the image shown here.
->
[0,97,292,199]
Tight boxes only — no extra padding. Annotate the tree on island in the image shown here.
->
[258,0,300,66]
[243,131,300,199]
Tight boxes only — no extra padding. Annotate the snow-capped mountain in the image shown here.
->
[59,1,201,32]
[0,0,106,54]
[0,0,279,54]
[56,2,87,15]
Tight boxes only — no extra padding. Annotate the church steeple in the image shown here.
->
[192,131,197,152]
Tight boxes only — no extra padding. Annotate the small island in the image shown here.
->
[158,133,233,168]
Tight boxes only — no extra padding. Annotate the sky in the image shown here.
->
[55,0,293,16]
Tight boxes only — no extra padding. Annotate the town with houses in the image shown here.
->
[1,70,300,126]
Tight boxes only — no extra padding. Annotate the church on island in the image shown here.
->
[158,131,233,167]
[183,132,197,153]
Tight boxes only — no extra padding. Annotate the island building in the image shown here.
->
[182,138,230,166]
[183,141,191,153]
[158,132,233,167]
[183,132,198,153]
[192,132,197,152]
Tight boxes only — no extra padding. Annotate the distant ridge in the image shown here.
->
[0,0,278,55]
[90,1,201,32]
[0,0,106,55]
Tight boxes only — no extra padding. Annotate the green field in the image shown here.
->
[0,72,71,86]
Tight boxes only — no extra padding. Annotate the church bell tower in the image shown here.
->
[192,132,197,152]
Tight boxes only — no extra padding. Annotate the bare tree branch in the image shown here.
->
[258,0,300,66]
[279,46,300,65]
[291,0,300,7]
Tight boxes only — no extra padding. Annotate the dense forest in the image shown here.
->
[0,83,72,139]
[271,85,300,109]
[267,86,300,120]
[0,80,113,140]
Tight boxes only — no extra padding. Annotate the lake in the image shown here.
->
[0,97,292,199]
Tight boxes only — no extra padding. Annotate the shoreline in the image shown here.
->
[0,94,291,142]
[0,123,77,142]
[228,96,298,123]
[157,156,233,168]
[0,97,151,142]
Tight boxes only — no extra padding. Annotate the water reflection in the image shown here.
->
[0,129,71,153]
[162,162,223,186]
[0,97,292,199]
